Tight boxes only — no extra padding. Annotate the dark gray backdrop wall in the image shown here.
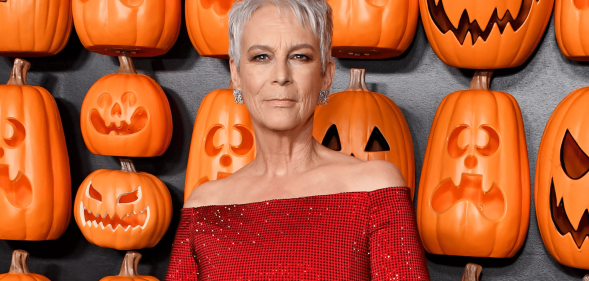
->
[0,7,587,280]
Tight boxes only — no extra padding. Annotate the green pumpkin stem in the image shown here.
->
[461,263,482,281]
[469,70,494,91]
[119,157,137,173]
[9,250,30,274]
[7,59,30,86]
[344,68,369,91]
[116,52,138,75]
[118,251,141,277]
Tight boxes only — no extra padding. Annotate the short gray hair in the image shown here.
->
[228,0,333,74]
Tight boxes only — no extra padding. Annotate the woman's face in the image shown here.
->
[230,4,334,132]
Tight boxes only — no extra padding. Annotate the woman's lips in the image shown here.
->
[266,99,296,106]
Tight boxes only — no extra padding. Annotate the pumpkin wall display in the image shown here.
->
[555,0,589,60]
[535,86,589,270]
[0,0,72,57]
[185,84,255,201]
[186,0,234,58]
[80,52,173,157]
[72,0,181,57]
[74,158,172,250]
[0,250,50,281]
[419,0,554,69]
[100,251,159,281]
[313,68,415,198]
[329,0,419,59]
[416,71,530,258]
[0,59,71,241]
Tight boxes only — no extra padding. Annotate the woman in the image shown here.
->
[166,0,430,279]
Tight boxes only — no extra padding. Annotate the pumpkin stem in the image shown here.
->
[344,68,369,91]
[9,250,31,274]
[118,251,141,277]
[7,59,30,86]
[119,157,137,173]
[469,70,494,90]
[116,52,138,75]
[461,263,482,281]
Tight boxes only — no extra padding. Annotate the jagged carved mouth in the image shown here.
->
[427,0,538,44]
[79,202,150,231]
[431,173,505,221]
[0,165,32,208]
[90,107,148,136]
[550,180,589,248]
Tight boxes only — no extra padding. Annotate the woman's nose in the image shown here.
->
[272,60,292,86]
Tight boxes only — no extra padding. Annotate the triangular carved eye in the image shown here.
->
[365,127,390,152]
[321,124,341,151]
[561,130,589,180]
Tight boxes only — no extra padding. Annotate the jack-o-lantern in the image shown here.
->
[185,84,255,201]
[416,71,530,258]
[0,250,50,281]
[555,0,589,60]
[80,52,173,157]
[329,0,419,59]
[72,0,181,57]
[186,0,235,58]
[419,0,554,69]
[0,59,71,241]
[313,68,415,198]
[100,251,159,281]
[0,0,72,57]
[535,86,589,269]
[74,158,172,250]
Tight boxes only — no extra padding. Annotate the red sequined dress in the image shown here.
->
[166,186,430,280]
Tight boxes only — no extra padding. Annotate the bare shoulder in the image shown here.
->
[347,160,407,192]
[184,179,225,208]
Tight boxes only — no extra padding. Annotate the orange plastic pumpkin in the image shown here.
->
[535,86,589,269]
[329,0,419,59]
[313,68,415,198]
[186,0,234,58]
[0,59,71,241]
[416,71,530,258]
[80,52,173,157]
[100,251,159,281]
[555,0,589,60]
[0,0,72,57]
[72,0,181,57]
[419,0,554,69]
[74,158,172,250]
[0,250,50,281]
[185,84,255,201]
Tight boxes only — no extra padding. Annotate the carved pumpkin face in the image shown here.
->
[419,0,554,69]
[72,0,181,56]
[0,0,72,57]
[329,0,419,59]
[186,0,235,58]
[555,0,589,60]
[0,59,71,241]
[74,159,172,250]
[417,71,530,258]
[80,54,173,157]
[536,86,589,269]
[185,87,255,201]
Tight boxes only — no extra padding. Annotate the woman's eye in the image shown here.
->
[253,54,268,61]
[293,54,309,60]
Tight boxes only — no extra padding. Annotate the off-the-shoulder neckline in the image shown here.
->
[183,186,409,210]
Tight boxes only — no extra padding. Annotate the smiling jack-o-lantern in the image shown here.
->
[555,0,589,60]
[186,0,236,58]
[419,0,554,69]
[535,86,589,269]
[416,71,530,258]
[72,0,181,57]
[0,59,70,241]
[185,84,255,201]
[81,52,173,157]
[329,0,419,58]
[313,68,415,198]
[74,158,172,250]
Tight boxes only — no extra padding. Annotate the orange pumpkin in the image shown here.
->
[555,0,589,60]
[0,250,50,281]
[329,0,419,59]
[0,59,71,241]
[80,52,173,157]
[186,0,234,58]
[0,0,72,57]
[100,251,159,281]
[535,86,589,269]
[313,68,415,198]
[74,158,172,250]
[416,71,530,258]
[185,84,255,201]
[72,0,181,57]
[419,0,554,69]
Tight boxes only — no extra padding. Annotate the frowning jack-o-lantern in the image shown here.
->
[416,71,530,258]
[74,158,172,250]
[184,84,255,201]
[80,52,173,157]
[419,0,554,69]
[313,68,415,198]
[186,0,236,58]
[555,0,589,60]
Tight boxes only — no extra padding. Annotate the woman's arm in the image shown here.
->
[166,209,198,281]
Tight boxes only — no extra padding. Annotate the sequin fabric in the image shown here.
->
[166,187,430,280]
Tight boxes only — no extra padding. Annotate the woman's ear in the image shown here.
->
[322,58,336,91]
[229,57,242,89]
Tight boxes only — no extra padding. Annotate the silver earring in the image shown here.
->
[318,90,329,105]
[233,89,244,105]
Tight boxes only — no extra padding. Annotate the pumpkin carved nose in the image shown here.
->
[220,154,232,167]
[464,155,478,169]
[111,102,122,118]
